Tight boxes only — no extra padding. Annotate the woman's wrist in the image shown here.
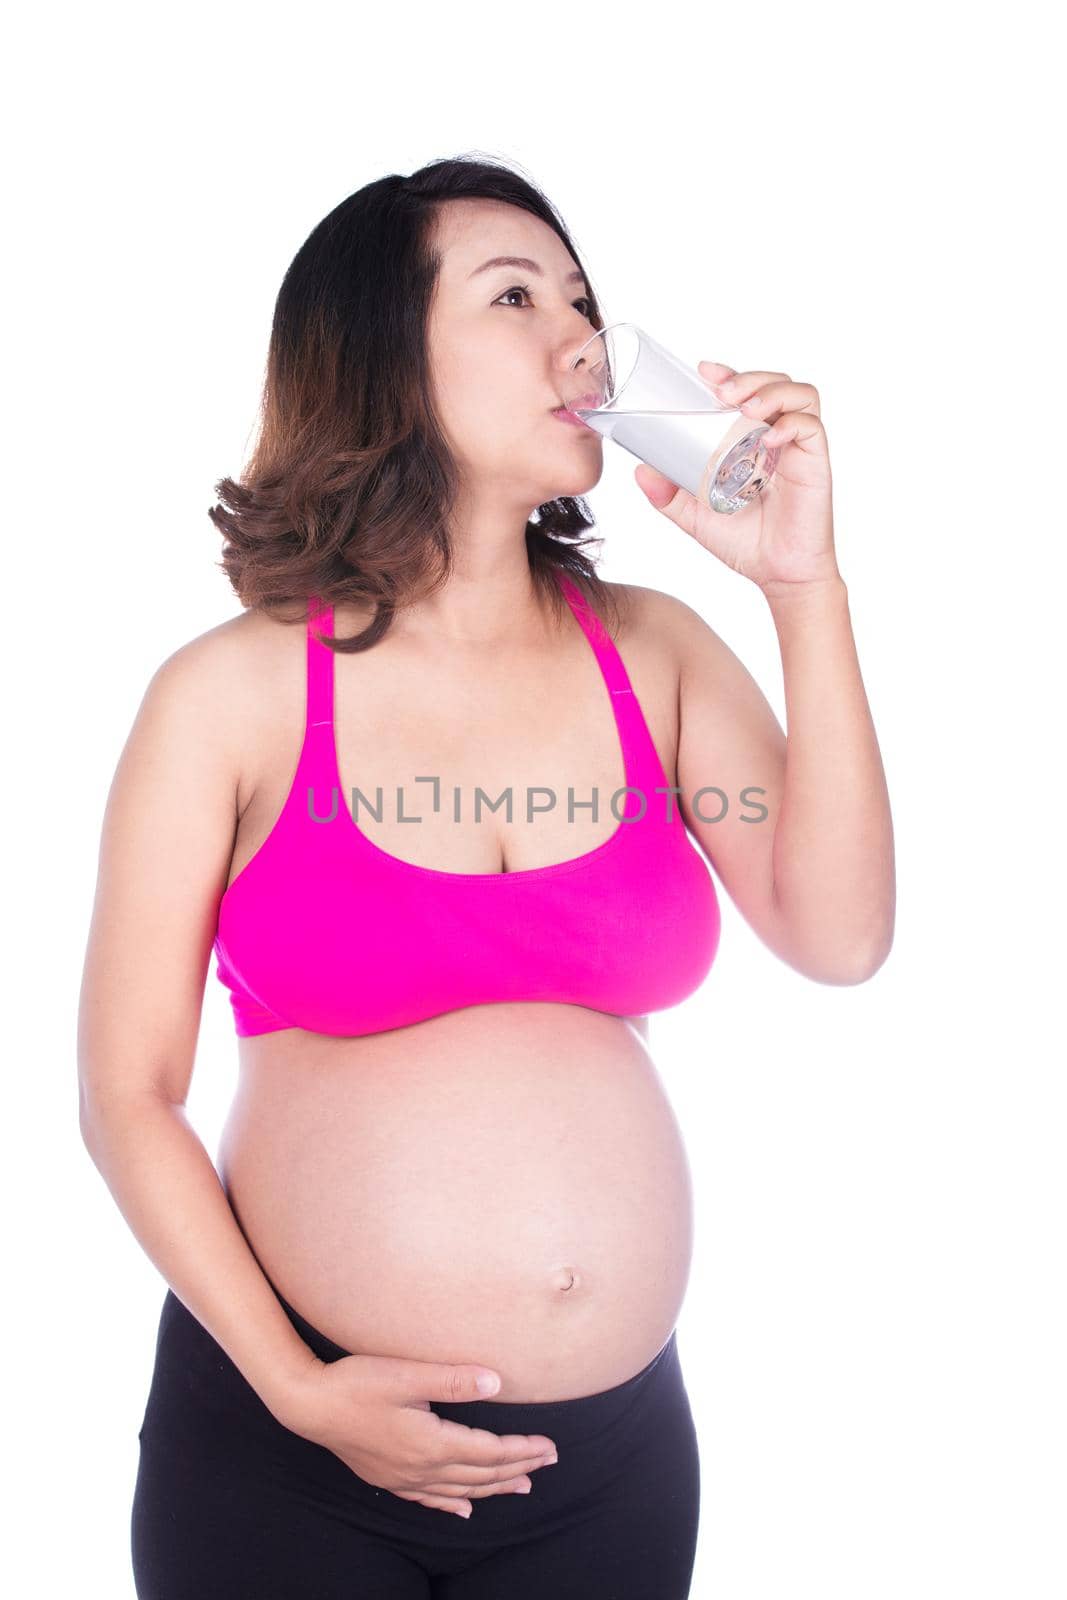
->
[260,1345,330,1429]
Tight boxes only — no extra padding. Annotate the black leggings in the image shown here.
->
[131,1286,701,1598]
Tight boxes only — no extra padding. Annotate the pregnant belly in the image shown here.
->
[217,1004,695,1401]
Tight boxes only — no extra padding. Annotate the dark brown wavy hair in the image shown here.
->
[209,152,620,655]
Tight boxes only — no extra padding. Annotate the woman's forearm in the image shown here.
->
[762,574,896,976]
[80,1089,322,1423]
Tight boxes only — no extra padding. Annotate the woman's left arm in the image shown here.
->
[635,359,895,984]
[760,573,895,978]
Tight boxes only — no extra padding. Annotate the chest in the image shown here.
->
[235,627,680,882]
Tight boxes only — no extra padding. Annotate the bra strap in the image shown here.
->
[555,572,634,696]
[554,571,671,803]
[306,595,334,732]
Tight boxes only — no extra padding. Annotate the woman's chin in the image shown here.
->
[543,460,605,499]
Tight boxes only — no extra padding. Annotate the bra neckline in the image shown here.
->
[317,572,642,884]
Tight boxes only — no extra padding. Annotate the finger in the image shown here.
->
[423,1474,534,1498]
[431,1420,557,1465]
[736,380,820,425]
[400,1491,474,1518]
[464,1475,534,1498]
[433,1449,557,1484]
[706,373,795,413]
[701,361,791,394]
[698,359,737,381]
[634,463,701,531]
[755,410,826,453]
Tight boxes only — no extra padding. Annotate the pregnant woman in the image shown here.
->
[78,156,894,1599]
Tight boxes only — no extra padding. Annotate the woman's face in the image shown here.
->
[426,197,605,513]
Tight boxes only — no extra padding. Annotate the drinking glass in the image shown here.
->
[566,322,779,514]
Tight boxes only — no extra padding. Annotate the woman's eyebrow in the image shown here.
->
[467,255,589,289]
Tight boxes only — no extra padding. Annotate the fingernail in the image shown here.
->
[543,1452,559,1465]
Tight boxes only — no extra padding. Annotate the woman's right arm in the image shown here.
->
[77,624,320,1425]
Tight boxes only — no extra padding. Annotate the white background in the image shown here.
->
[5,1,1063,1595]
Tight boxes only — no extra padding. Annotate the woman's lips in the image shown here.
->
[552,392,601,429]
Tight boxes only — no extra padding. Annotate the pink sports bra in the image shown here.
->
[213,571,720,1037]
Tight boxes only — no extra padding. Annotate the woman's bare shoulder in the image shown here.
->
[155,603,298,689]
[604,580,708,660]
[143,605,303,809]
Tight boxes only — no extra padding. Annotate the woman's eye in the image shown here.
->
[497,285,593,318]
